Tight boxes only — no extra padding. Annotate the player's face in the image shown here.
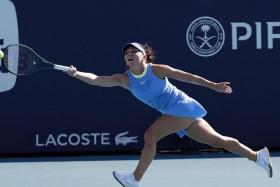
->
[124,47,145,66]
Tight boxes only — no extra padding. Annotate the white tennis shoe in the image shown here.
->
[256,147,273,178]
[113,171,139,187]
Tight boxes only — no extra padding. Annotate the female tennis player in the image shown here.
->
[67,42,273,187]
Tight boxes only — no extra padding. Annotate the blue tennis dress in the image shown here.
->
[127,63,207,137]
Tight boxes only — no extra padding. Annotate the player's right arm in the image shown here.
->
[67,66,129,89]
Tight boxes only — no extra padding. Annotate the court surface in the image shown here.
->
[0,152,279,187]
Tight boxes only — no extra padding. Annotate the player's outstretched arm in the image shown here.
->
[66,65,129,88]
[152,64,232,94]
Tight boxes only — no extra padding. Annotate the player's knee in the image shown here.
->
[227,137,240,147]
[209,139,223,148]
[144,129,158,145]
[208,136,226,148]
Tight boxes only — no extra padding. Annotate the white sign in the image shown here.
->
[0,0,18,92]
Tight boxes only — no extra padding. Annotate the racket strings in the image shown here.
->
[18,46,37,74]
[4,45,40,75]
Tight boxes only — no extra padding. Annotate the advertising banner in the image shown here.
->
[0,0,279,154]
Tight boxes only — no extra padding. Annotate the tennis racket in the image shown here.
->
[1,44,70,75]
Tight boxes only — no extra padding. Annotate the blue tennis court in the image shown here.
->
[0,152,279,187]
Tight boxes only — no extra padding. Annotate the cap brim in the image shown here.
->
[122,42,146,55]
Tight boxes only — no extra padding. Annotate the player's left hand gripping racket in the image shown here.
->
[1,44,70,75]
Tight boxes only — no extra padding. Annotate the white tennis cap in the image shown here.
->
[122,42,146,55]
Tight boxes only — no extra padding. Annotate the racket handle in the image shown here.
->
[53,64,71,72]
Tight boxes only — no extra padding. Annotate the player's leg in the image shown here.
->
[187,118,273,177]
[113,115,195,186]
[187,118,256,160]
[133,115,195,181]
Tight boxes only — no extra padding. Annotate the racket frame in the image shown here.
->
[1,44,70,75]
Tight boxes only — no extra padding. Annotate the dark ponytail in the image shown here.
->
[142,43,156,63]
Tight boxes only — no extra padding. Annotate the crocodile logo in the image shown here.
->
[115,131,138,146]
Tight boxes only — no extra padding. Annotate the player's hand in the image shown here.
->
[66,65,78,76]
[213,82,233,94]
